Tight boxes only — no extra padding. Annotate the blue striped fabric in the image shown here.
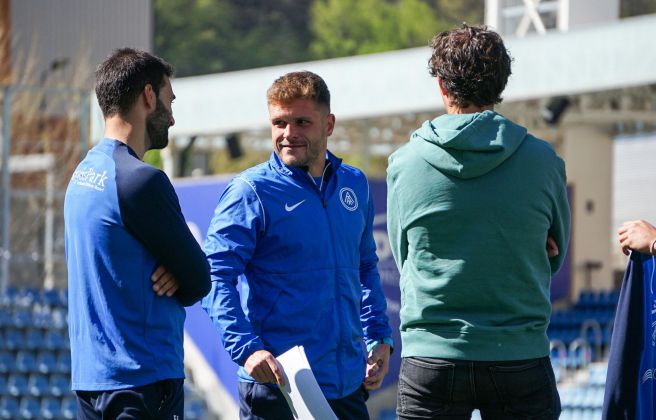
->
[603,252,656,419]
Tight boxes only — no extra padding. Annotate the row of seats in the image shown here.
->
[0,288,67,309]
[0,394,207,420]
[0,350,71,374]
[558,364,607,420]
[576,290,620,310]
[0,395,76,420]
[0,287,214,419]
[0,329,69,351]
[0,306,68,330]
[0,373,71,398]
[550,308,614,329]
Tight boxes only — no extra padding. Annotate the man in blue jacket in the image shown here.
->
[64,48,211,419]
[202,71,392,419]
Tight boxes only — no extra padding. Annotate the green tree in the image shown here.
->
[154,0,314,76]
[309,0,471,59]
[154,0,484,76]
[154,0,232,76]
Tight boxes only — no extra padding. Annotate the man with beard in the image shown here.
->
[202,71,393,419]
[64,48,210,419]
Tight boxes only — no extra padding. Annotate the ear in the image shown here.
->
[437,78,449,98]
[325,113,336,137]
[143,83,157,112]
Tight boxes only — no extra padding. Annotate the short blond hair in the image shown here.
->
[267,71,331,111]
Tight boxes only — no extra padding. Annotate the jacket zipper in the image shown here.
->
[308,162,345,395]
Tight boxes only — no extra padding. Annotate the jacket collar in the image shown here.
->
[269,150,343,177]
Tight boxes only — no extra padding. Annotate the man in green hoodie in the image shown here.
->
[387,25,570,419]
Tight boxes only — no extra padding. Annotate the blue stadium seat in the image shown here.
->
[32,305,53,329]
[60,396,76,419]
[7,373,29,397]
[3,287,19,305]
[51,308,68,330]
[0,375,7,397]
[58,289,68,308]
[44,330,66,351]
[577,290,595,309]
[36,350,57,375]
[0,310,11,328]
[19,396,41,419]
[24,329,44,350]
[0,351,12,374]
[56,351,71,374]
[16,351,37,373]
[23,288,41,304]
[5,328,26,350]
[12,307,33,329]
[41,397,63,420]
[185,399,206,420]
[0,396,20,420]
[27,373,50,397]
[49,374,69,398]
[42,289,63,308]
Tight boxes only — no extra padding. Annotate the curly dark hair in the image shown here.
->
[95,48,174,117]
[429,24,512,108]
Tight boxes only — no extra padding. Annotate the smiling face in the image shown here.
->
[268,98,335,176]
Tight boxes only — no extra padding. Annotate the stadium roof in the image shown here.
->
[91,14,656,139]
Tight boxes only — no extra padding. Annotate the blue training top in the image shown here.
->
[202,151,392,399]
[64,138,210,391]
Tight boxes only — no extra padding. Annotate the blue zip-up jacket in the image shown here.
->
[64,138,211,391]
[202,151,392,399]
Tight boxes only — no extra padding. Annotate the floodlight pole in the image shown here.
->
[1,86,12,297]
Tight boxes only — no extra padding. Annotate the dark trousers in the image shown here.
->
[75,378,184,420]
[397,356,561,420]
[238,382,370,420]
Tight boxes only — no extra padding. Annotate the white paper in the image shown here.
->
[276,345,338,420]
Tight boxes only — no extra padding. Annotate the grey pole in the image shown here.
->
[79,91,90,160]
[1,86,12,297]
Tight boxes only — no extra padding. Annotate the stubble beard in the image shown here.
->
[146,99,171,151]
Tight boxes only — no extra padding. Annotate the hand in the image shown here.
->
[151,265,180,297]
[363,343,391,390]
[546,236,559,258]
[619,220,656,256]
[244,350,286,386]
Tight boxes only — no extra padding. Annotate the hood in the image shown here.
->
[409,110,527,179]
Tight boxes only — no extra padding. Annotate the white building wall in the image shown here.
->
[612,133,656,270]
[10,0,151,85]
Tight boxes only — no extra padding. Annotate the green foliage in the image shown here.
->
[143,149,163,169]
[154,0,484,76]
[310,0,449,59]
[621,0,656,16]
[154,0,314,76]
[209,149,270,174]
[154,0,232,76]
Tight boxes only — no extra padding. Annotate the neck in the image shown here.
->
[445,102,493,114]
[307,159,327,177]
[103,114,148,159]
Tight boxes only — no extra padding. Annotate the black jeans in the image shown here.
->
[75,378,184,420]
[397,356,561,419]
[238,382,370,420]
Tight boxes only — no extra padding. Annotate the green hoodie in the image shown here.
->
[387,110,570,361]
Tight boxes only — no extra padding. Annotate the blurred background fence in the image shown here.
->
[0,86,90,293]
